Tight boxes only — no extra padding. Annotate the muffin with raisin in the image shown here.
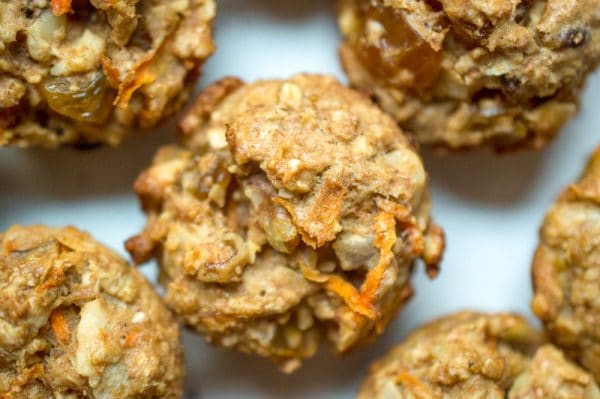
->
[127,74,444,372]
[338,0,600,150]
[0,0,215,147]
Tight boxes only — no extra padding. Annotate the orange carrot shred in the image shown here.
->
[50,309,70,344]
[299,258,379,321]
[112,41,166,110]
[396,370,438,399]
[361,211,396,301]
[101,57,121,86]
[51,0,72,16]
[2,364,45,398]
[124,331,142,348]
[114,67,155,109]
[38,267,63,292]
[325,276,379,320]
[296,209,403,324]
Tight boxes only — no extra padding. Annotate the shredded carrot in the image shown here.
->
[101,56,121,86]
[51,0,72,16]
[50,309,70,344]
[2,364,45,398]
[110,32,177,110]
[296,208,411,326]
[325,276,378,320]
[38,267,63,292]
[124,331,142,348]
[273,178,346,249]
[299,258,379,321]
[377,200,411,222]
[361,211,396,301]
[396,370,438,399]
[377,199,428,264]
[114,65,156,109]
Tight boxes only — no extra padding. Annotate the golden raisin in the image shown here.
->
[40,72,114,124]
[351,4,442,90]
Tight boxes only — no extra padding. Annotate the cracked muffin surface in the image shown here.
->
[0,0,215,148]
[358,312,600,399]
[338,0,600,150]
[532,147,600,381]
[0,225,184,398]
[127,74,444,372]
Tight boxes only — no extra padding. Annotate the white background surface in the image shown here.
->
[1,1,600,398]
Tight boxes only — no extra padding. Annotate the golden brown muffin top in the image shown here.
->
[128,74,444,371]
[180,74,437,255]
[358,312,600,398]
[338,0,600,149]
[0,225,184,398]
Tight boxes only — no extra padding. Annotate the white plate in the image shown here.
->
[1,1,599,398]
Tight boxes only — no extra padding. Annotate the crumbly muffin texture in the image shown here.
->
[127,74,444,372]
[0,225,184,398]
[338,0,600,150]
[358,312,600,399]
[532,147,600,381]
[0,0,215,148]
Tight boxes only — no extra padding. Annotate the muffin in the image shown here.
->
[126,74,445,372]
[532,147,600,381]
[0,0,215,148]
[338,0,600,150]
[0,225,184,398]
[358,312,600,398]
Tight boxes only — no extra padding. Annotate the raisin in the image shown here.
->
[21,6,34,18]
[558,27,589,48]
[351,3,443,91]
[40,72,114,124]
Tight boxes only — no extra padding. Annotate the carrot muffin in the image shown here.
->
[127,74,444,372]
[0,225,184,398]
[358,312,600,398]
[532,147,600,381]
[338,0,600,150]
[0,0,215,147]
